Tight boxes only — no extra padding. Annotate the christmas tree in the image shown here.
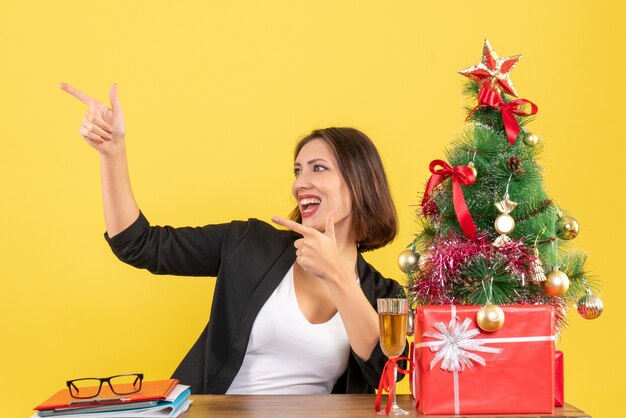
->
[402,40,603,332]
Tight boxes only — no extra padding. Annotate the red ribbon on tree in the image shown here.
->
[375,356,413,415]
[421,160,477,239]
[468,84,538,145]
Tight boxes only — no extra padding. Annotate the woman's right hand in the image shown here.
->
[60,82,139,236]
[59,83,126,156]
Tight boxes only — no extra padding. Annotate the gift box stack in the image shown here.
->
[397,40,603,415]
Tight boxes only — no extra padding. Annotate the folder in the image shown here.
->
[34,379,178,413]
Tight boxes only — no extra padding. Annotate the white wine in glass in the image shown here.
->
[377,298,409,416]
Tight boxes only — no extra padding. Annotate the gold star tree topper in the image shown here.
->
[458,39,522,97]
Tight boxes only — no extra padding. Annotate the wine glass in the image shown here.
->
[377,298,409,416]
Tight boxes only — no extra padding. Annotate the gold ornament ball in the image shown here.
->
[494,214,515,235]
[476,304,505,332]
[467,161,478,178]
[577,294,604,319]
[398,249,419,273]
[544,269,570,296]
[556,215,580,240]
[523,132,539,146]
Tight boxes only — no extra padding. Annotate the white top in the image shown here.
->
[226,266,352,394]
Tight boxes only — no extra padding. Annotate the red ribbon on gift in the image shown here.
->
[375,356,413,415]
[421,160,477,239]
[468,84,538,145]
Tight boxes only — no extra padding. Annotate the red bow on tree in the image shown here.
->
[469,84,538,145]
[421,160,477,239]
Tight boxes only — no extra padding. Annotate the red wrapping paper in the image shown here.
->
[555,350,564,407]
[411,305,555,415]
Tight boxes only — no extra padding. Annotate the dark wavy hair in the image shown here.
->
[289,127,398,252]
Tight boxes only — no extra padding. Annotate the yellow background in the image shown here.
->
[1,1,623,417]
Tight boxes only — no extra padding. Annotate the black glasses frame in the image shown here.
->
[66,373,144,399]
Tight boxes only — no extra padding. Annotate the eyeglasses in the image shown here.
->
[66,373,144,399]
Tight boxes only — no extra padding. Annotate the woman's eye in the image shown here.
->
[294,167,302,176]
[313,165,327,172]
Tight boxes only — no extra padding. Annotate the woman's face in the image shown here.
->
[292,138,353,237]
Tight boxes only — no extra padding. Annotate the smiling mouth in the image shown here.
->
[299,197,321,217]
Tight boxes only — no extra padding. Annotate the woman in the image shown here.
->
[59,83,405,394]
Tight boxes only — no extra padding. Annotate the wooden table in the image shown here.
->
[181,395,591,417]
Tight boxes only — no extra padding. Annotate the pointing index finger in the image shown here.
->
[271,216,314,236]
[59,82,96,106]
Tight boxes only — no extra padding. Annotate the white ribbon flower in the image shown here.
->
[423,317,503,372]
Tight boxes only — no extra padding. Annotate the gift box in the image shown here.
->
[555,350,564,407]
[411,305,555,415]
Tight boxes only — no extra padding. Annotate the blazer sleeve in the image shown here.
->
[104,211,251,277]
